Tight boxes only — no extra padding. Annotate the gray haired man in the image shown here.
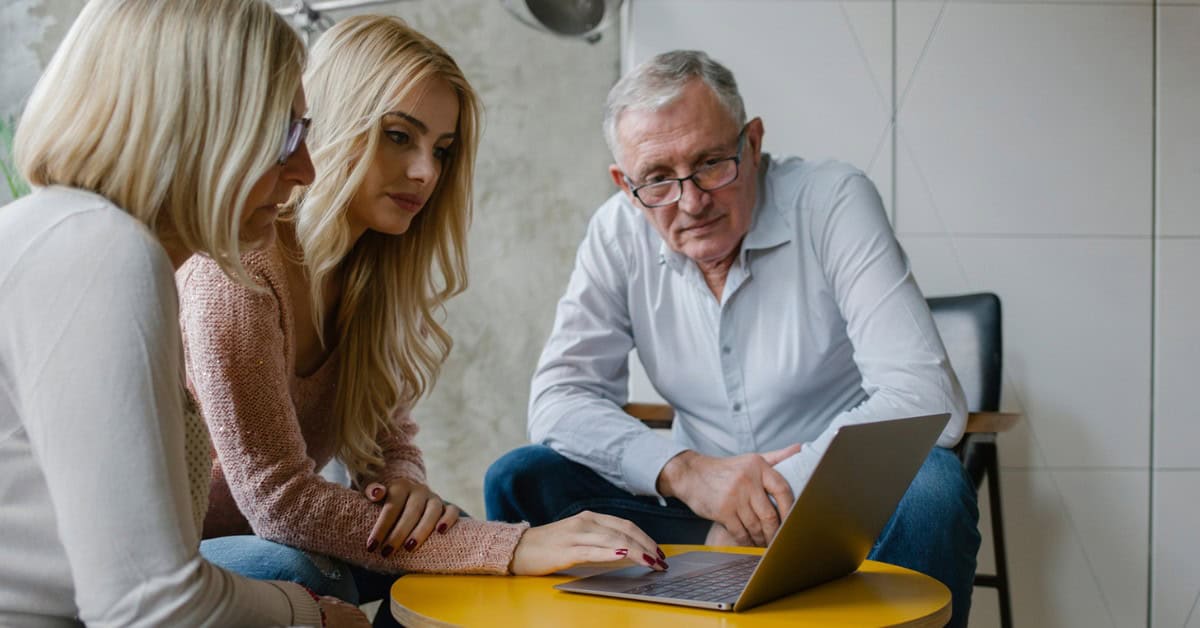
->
[486,50,981,627]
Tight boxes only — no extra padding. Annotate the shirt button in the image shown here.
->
[722,346,732,355]
[733,403,742,412]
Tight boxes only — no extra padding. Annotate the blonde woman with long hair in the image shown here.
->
[0,0,369,625]
[178,13,666,620]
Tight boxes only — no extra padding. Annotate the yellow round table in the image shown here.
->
[389,545,950,627]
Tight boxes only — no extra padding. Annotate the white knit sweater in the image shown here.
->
[0,186,321,627]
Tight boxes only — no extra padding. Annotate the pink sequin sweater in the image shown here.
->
[177,243,528,574]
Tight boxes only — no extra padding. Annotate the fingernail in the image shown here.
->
[380,545,394,558]
[657,558,669,570]
[643,553,655,565]
[615,548,628,557]
[366,539,379,553]
[437,523,448,534]
[657,547,666,560]
[404,538,417,552]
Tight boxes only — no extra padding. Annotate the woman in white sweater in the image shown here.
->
[0,0,367,625]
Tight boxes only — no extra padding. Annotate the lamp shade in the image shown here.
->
[500,0,622,43]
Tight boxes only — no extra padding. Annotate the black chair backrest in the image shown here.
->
[926,293,1002,413]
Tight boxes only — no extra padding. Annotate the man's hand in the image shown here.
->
[704,521,742,547]
[656,444,802,547]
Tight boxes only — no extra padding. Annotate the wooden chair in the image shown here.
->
[623,292,1017,628]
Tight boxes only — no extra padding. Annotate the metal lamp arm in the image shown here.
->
[276,0,409,18]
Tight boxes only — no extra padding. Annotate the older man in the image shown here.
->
[485,50,980,626]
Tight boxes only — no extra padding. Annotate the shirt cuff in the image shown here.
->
[773,433,835,499]
[619,430,690,497]
[773,453,815,500]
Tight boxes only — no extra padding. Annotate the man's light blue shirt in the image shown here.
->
[528,154,967,499]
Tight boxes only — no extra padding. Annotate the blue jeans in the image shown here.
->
[485,444,980,628]
[200,535,402,627]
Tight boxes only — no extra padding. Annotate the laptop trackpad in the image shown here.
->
[556,551,756,594]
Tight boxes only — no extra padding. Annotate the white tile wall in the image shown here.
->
[1157,6,1200,237]
[1154,471,1200,628]
[625,0,894,211]
[998,469,1148,628]
[627,1,1164,626]
[1154,4,1200,625]
[1154,239,1200,470]
[901,235,1152,469]
[895,2,1152,237]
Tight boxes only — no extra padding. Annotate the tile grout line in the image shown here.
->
[891,0,897,223]
[898,232,1170,240]
[890,0,1159,6]
[837,0,894,202]
[1186,589,1200,628]
[999,466,1158,472]
[1151,468,1200,473]
[1148,0,1157,624]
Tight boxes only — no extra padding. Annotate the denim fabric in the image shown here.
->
[199,535,403,627]
[869,446,982,628]
[485,444,980,628]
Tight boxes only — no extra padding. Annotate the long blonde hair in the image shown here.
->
[295,15,479,478]
[14,0,304,283]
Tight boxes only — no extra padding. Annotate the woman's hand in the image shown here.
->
[362,479,460,556]
[509,511,668,576]
[318,596,370,627]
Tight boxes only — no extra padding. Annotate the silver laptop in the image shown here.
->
[554,412,951,612]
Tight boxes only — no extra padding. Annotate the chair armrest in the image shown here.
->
[964,411,1020,434]
[623,403,674,429]
[625,404,1020,435]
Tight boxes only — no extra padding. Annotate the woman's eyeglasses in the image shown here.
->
[278,117,311,165]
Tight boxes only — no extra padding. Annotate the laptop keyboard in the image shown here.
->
[622,554,761,602]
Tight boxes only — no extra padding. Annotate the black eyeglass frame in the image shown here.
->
[624,125,749,208]
[278,117,312,165]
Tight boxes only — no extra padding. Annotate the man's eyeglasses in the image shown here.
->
[278,117,311,165]
[625,125,747,208]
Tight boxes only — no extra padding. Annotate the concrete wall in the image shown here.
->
[0,0,84,204]
[350,1,621,518]
[0,0,621,516]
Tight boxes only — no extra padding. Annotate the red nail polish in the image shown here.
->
[437,523,448,534]
[657,559,669,570]
[657,547,666,560]
[404,538,417,552]
[366,539,378,553]
[615,548,628,556]
[643,553,655,565]
[380,545,394,558]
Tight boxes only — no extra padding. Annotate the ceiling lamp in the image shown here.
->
[500,0,623,44]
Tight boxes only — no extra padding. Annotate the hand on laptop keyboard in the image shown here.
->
[509,511,669,575]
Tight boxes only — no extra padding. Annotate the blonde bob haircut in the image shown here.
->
[293,15,479,479]
[15,0,305,283]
